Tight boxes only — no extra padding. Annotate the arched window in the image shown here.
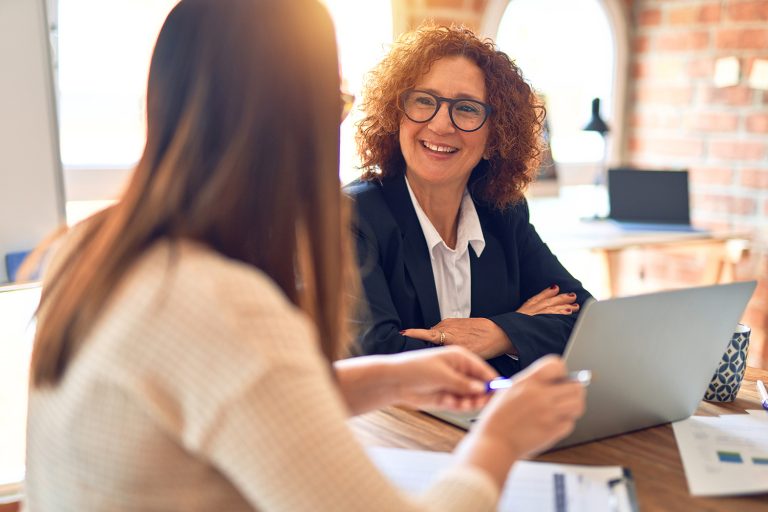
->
[483,0,628,183]
[321,0,394,184]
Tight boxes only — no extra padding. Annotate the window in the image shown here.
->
[495,0,615,166]
[321,0,393,184]
[56,1,177,180]
[55,0,393,202]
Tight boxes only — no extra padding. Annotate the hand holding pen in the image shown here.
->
[468,356,587,459]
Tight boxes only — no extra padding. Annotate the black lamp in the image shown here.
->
[583,97,610,186]
[583,97,609,135]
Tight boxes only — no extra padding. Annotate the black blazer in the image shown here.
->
[345,174,592,377]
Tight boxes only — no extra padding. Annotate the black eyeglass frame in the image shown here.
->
[399,89,492,133]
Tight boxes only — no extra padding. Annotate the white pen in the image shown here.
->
[757,380,768,412]
[486,369,592,393]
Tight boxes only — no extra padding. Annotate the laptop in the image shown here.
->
[606,168,701,232]
[426,281,756,449]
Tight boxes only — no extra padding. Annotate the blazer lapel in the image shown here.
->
[470,208,509,317]
[381,175,442,327]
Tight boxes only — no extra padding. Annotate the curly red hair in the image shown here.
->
[356,24,544,209]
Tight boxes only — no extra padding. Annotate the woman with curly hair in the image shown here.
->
[347,25,592,377]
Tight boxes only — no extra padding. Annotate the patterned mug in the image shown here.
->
[703,323,751,402]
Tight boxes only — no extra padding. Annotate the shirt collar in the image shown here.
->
[405,176,486,257]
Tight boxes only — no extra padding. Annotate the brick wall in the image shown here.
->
[399,0,488,31]
[627,0,768,232]
[626,0,768,368]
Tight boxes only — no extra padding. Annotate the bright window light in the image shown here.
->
[496,0,614,164]
[57,0,178,168]
[321,0,393,184]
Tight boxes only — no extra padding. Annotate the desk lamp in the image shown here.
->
[583,97,610,186]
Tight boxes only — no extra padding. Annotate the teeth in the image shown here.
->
[422,141,457,153]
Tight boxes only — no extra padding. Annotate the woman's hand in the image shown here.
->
[334,346,497,415]
[401,318,512,359]
[454,356,586,489]
[386,346,498,411]
[517,285,579,316]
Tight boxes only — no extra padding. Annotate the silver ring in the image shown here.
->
[439,330,446,346]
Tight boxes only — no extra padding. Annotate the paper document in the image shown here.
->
[672,413,768,496]
[368,447,636,512]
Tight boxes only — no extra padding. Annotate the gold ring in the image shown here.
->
[439,330,446,346]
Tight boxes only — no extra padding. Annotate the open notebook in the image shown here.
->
[368,447,637,512]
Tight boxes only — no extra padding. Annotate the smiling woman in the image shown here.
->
[346,25,592,377]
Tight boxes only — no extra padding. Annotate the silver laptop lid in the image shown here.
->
[555,280,755,449]
[425,282,756,447]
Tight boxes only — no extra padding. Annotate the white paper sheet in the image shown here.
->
[672,414,768,496]
[368,447,634,512]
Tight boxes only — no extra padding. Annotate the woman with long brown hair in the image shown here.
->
[24,1,584,510]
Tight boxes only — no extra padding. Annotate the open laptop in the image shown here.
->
[426,281,756,449]
[606,168,701,232]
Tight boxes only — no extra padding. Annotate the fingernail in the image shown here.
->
[565,308,573,313]
[550,284,557,289]
[399,330,405,335]
[569,293,576,297]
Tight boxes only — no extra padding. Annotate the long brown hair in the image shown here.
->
[356,24,544,210]
[31,0,353,386]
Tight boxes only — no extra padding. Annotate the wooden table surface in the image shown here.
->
[350,367,768,512]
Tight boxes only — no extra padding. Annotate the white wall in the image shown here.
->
[0,0,65,282]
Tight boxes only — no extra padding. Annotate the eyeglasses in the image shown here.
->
[399,89,491,132]
[340,91,355,123]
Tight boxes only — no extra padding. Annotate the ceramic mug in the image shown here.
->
[703,323,751,402]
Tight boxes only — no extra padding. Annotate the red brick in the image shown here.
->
[692,193,757,215]
[634,35,650,53]
[746,113,768,133]
[687,112,739,132]
[656,31,709,52]
[639,8,662,26]
[715,29,768,50]
[727,0,768,21]
[630,136,705,158]
[668,3,722,24]
[425,0,464,8]
[687,58,713,78]
[709,139,768,160]
[472,0,488,13]
[741,168,768,188]
[704,85,754,106]
[688,166,734,186]
[634,57,689,81]
[631,111,683,129]
[634,84,693,105]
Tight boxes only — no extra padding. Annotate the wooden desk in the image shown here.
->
[527,191,749,299]
[350,367,768,511]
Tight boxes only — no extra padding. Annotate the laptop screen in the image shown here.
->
[607,168,690,225]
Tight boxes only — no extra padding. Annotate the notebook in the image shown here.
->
[368,446,638,512]
[426,281,756,450]
[606,168,700,232]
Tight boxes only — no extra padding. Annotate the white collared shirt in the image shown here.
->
[405,176,485,320]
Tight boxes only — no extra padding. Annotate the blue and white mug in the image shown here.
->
[704,323,751,402]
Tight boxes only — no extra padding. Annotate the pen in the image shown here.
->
[757,380,768,412]
[486,369,592,393]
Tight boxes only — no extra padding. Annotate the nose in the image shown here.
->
[427,102,455,135]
